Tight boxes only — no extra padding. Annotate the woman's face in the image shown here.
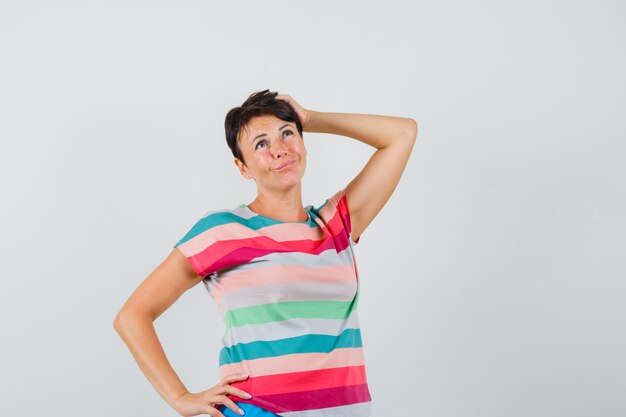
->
[234,115,307,192]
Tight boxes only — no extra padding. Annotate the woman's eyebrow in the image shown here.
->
[252,124,291,143]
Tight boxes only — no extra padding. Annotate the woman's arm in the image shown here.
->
[306,110,418,242]
[306,110,417,150]
[114,249,253,417]
[113,248,203,409]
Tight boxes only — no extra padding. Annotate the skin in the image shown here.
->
[234,114,309,223]
[113,93,418,417]
[269,94,418,244]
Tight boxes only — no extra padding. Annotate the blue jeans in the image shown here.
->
[218,401,280,417]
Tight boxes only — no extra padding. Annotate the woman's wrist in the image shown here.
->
[304,110,323,133]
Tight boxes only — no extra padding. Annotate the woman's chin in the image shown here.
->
[277,175,304,188]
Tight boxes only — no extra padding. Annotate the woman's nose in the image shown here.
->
[270,139,288,156]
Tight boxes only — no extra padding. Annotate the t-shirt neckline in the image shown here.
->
[240,204,312,225]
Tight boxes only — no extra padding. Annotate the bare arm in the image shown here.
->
[113,248,204,409]
[306,110,418,241]
[113,248,252,417]
[274,94,417,243]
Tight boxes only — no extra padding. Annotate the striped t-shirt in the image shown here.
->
[173,188,372,417]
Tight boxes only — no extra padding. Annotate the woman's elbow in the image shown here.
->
[406,118,418,140]
[112,308,150,334]
[113,310,127,333]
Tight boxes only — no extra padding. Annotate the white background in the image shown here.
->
[1,1,624,416]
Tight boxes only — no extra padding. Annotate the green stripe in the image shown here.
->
[224,299,358,332]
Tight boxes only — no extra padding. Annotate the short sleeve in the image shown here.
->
[173,210,222,278]
[326,187,361,246]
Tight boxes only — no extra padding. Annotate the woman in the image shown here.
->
[113,90,417,417]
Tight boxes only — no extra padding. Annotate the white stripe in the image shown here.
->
[223,281,357,310]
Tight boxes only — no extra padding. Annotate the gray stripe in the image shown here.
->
[230,205,255,220]
[204,247,356,302]
[223,281,358,310]
[279,401,371,417]
[221,311,362,348]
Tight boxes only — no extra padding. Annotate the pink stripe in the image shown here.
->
[219,347,366,380]
[250,364,368,396]
[192,230,348,276]
[337,192,353,237]
[227,384,371,414]
[320,193,352,248]
[179,220,323,256]
[211,263,356,304]
[179,196,352,276]
[253,383,371,413]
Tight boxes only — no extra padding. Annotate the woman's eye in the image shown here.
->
[255,131,293,150]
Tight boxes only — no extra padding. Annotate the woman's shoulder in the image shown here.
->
[174,205,248,248]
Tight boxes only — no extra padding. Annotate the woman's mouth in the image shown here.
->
[275,160,296,171]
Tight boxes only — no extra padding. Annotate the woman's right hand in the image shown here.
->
[172,373,252,417]
[275,93,312,130]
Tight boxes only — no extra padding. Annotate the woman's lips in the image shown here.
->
[275,160,295,171]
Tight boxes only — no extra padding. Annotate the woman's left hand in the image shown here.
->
[275,93,313,130]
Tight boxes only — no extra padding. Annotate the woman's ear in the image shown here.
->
[234,158,254,180]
